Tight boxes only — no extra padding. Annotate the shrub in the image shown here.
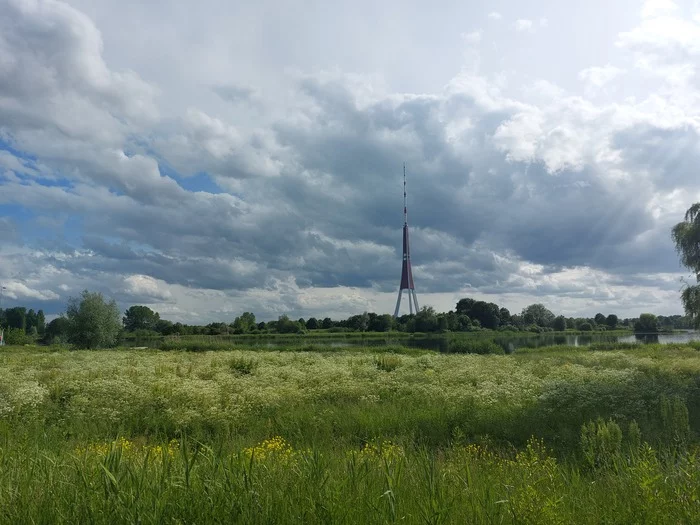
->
[581,418,623,469]
[375,354,401,372]
[579,323,593,331]
[4,327,31,345]
[229,356,258,375]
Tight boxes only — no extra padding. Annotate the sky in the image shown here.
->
[1,0,700,322]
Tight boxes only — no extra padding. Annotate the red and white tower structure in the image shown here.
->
[394,165,419,318]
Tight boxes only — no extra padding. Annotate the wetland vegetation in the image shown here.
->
[1,342,700,523]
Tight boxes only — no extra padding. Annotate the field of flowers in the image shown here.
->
[1,343,700,523]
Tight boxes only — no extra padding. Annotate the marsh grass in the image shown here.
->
[0,343,699,523]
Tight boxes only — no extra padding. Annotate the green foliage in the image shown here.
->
[446,338,504,354]
[522,303,555,327]
[228,355,258,375]
[659,395,690,450]
[43,317,70,344]
[66,290,122,349]
[232,312,256,333]
[606,314,618,329]
[553,315,567,331]
[4,327,30,345]
[579,322,593,331]
[374,354,401,372]
[123,305,160,332]
[581,418,623,469]
[635,313,658,333]
[0,344,700,522]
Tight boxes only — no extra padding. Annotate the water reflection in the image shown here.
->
[133,331,700,353]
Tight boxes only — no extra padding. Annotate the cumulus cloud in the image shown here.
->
[0,0,698,322]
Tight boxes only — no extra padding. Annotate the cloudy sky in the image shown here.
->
[1,0,699,322]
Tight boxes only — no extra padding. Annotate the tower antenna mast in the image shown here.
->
[394,164,419,318]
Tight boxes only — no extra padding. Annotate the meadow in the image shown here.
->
[1,343,699,523]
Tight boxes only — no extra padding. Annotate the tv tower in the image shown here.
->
[394,164,419,317]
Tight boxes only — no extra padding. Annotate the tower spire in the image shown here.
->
[394,164,419,318]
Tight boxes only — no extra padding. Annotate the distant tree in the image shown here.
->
[369,313,393,332]
[232,312,256,333]
[277,315,303,334]
[455,298,476,316]
[522,304,555,327]
[469,301,501,330]
[594,313,606,326]
[155,319,175,335]
[321,317,333,329]
[257,321,267,331]
[26,309,37,332]
[347,313,369,332]
[5,307,27,331]
[579,322,593,331]
[207,322,230,335]
[305,317,319,330]
[606,314,619,329]
[415,306,438,332]
[123,306,160,332]
[66,290,122,349]
[36,310,45,335]
[635,313,659,334]
[437,314,448,332]
[499,307,511,325]
[43,316,70,344]
[553,315,567,331]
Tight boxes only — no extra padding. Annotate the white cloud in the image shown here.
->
[488,11,502,20]
[515,19,534,32]
[461,31,482,44]
[641,0,679,18]
[0,0,698,322]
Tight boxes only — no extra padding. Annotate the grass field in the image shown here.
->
[1,343,699,523]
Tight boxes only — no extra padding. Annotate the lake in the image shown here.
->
[180,331,700,353]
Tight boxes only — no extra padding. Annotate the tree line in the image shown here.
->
[0,288,683,349]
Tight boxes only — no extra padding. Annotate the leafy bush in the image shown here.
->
[375,354,401,372]
[579,323,593,331]
[581,418,623,469]
[229,356,258,375]
[4,328,31,345]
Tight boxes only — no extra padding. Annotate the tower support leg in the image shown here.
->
[394,289,402,318]
[411,289,419,312]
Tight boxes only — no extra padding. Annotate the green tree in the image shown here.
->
[469,301,501,330]
[553,315,567,331]
[635,313,658,334]
[123,305,160,332]
[305,317,319,330]
[5,307,26,331]
[415,306,438,332]
[321,317,333,329]
[66,290,122,349]
[368,313,393,332]
[522,304,555,327]
[26,309,37,331]
[36,310,45,335]
[232,312,256,333]
[594,313,606,326]
[43,317,70,344]
[673,203,700,324]
[455,298,476,316]
[605,314,618,329]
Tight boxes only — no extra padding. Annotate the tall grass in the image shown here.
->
[0,343,699,523]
